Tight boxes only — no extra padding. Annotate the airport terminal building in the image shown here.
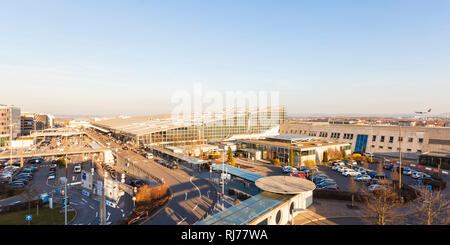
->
[93,107,286,147]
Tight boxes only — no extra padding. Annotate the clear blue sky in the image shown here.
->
[1,0,449,116]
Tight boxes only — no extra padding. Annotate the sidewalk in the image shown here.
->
[294,198,419,225]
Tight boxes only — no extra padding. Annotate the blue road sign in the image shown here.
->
[82,189,90,197]
[26,215,32,221]
[82,172,86,180]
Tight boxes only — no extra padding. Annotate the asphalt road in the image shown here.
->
[87,129,218,225]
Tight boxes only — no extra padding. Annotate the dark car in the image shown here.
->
[367,171,378,178]
[383,164,394,170]
[317,185,339,191]
[374,173,386,179]
[10,182,25,188]
[130,180,144,187]
[316,181,338,188]
[13,176,29,184]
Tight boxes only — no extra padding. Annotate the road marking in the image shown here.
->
[88,222,91,225]
[89,205,95,210]
[107,212,111,221]
[81,198,87,203]
[96,212,98,217]
[185,192,187,200]
[122,213,125,218]
[107,221,112,225]
[177,217,187,225]
[190,177,201,197]
[193,203,198,211]
[207,190,210,198]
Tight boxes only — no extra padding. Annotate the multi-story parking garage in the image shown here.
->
[92,107,285,147]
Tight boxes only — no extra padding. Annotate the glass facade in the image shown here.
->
[419,155,450,170]
[133,107,286,147]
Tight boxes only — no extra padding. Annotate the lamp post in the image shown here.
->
[398,124,402,190]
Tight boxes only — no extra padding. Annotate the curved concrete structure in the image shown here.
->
[255,176,316,194]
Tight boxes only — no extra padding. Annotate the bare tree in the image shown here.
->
[361,181,400,225]
[413,188,450,225]
[348,176,359,207]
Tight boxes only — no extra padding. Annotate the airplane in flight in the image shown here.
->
[415,108,431,115]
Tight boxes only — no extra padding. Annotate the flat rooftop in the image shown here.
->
[194,191,292,225]
[240,138,349,150]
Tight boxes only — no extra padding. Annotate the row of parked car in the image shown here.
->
[101,163,117,179]
[311,173,339,191]
[383,164,430,179]
[155,159,178,169]
[10,165,38,188]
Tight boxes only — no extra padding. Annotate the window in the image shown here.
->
[417,149,422,153]
[371,145,375,148]
[388,147,392,150]
[398,137,403,142]
[379,146,383,149]
[407,149,412,152]
[389,136,394,143]
[408,137,413,143]
[381,136,385,142]
[418,138,423,143]
[372,135,376,142]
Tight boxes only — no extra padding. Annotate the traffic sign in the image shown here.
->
[82,172,86,180]
[26,215,32,221]
[82,189,90,197]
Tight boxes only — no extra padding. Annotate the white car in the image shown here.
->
[355,175,371,182]
[412,172,430,179]
[47,175,55,180]
[73,165,81,173]
[331,165,340,171]
[146,153,154,159]
[364,153,374,157]
[338,167,349,173]
[342,170,360,177]
[282,166,293,173]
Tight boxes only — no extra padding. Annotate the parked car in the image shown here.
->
[367,178,380,186]
[331,165,340,171]
[10,182,25,188]
[290,172,306,178]
[317,185,340,191]
[367,171,378,178]
[383,164,394,170]
[24,166,38,172]
[374,173,386,179]
[342,170,360,177]
[315,178,335,185]
[316,181,337,188]
[402,169,414,175]
[13,176,29,184]
[412,172,430,179]
[130,180,144,187]
[74,165,82,173]
[355,175,371,182]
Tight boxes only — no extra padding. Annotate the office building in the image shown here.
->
[0,105,21,148]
